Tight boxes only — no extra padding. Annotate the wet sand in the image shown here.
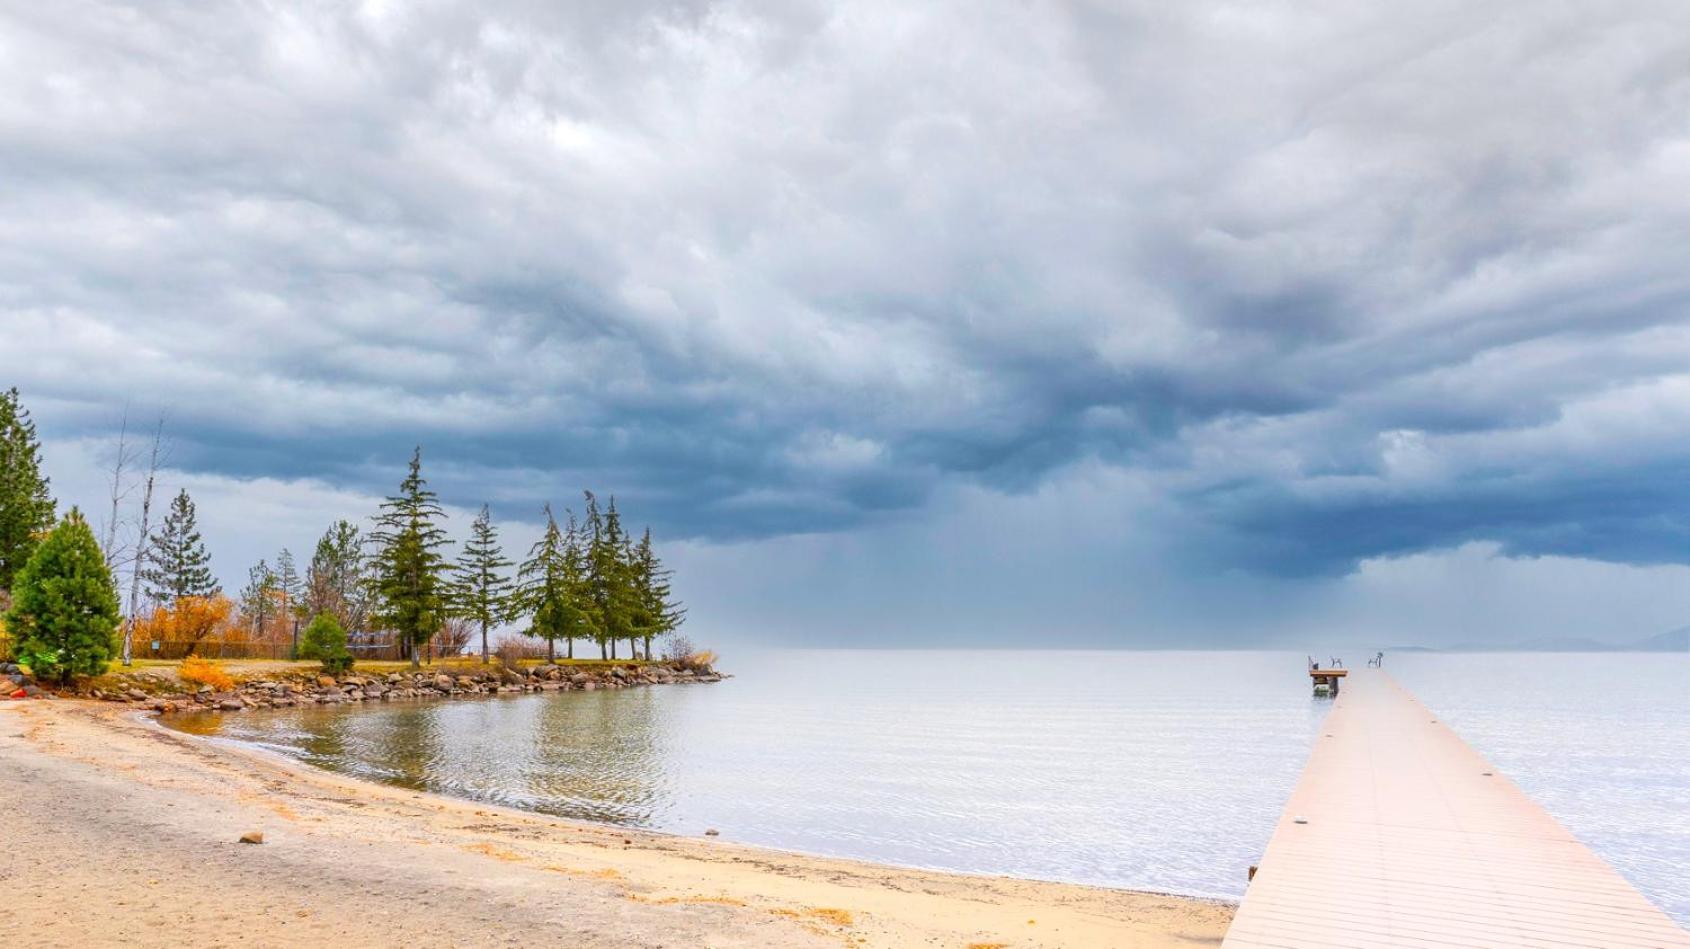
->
[0,699,1232,947]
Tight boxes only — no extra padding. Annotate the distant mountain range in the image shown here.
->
[1389,626,1689,653]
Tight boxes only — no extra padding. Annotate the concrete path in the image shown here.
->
[1224,669,1689,948]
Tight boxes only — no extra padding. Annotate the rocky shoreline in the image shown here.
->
[2,660,721,714]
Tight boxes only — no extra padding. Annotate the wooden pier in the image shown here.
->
[1224,669,1689,948]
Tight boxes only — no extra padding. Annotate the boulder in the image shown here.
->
[433,674,454,692]
[125,688,150,702]
[317,676,337,688]
[238,830,264,845]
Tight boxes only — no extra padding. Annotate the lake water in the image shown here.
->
[168,649,1689,921]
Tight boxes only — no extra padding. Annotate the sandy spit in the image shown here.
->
[0,699,1232,948]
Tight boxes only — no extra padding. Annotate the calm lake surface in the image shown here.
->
[169,649,1689,920]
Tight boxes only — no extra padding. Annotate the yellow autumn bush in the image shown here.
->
[179,655,235,692]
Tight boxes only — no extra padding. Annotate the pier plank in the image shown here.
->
[1222,670,1689,948]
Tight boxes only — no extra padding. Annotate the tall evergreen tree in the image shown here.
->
[450,504,515,663]
[5,509,120,682]
[630,527,685,660]
[0,388,56,595]
[141,489,218,604]
[584,492,637,660]
[560,512,595,660]
[518,505,594,663]
[368,448,451,668]
[238,558,277,637]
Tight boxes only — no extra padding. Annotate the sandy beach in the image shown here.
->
[0,698,1232,948]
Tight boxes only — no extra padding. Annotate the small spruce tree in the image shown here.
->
[5,509,120,682]
[142,489,219,603]
[0,387,56,594]
[298,612,352,673]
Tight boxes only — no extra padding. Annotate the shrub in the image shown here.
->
[298,613,353,673]
[682,649,718,672]
[179,656,235,692]
[493,633,546,666]
[661,635,696,663]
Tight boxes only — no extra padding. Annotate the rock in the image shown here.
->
[569,673,589,685]
[581,681,596,691]
[704,829,719,837]
[317,676,337,688]
[433,674,454,692]
[218,699,243,711]
[238,830,264,844]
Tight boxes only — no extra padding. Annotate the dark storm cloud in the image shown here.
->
[4,0,1690,575]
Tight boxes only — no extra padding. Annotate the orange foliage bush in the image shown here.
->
[134,595,238,649]
[178,656,235,692]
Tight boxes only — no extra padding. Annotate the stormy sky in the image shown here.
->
[5,1,1690,648]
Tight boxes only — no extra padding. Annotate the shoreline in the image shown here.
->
[154,706,1244,909]
[1,697,1234,947]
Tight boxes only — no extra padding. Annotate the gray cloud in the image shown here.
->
[4,0,1690,589]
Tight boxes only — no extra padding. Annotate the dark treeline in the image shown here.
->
[0,387,687,676]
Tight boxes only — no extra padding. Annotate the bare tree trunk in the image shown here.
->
[481,618,490,664]
[102,408,133,572]
[547,637,555,662]
[122,419,164,667]
[566,637,573,660]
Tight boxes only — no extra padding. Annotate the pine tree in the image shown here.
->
[141,489,219,604]
[368,448,451,668]
[630,527,685,660]
[450,504,515,664]
[274,547,302,619]
[0,388,56,595]
[584,492,637,660]
[5,509,120,682]
[238,558,277,637]
[305,522,367,632]
[517,505,596,663]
